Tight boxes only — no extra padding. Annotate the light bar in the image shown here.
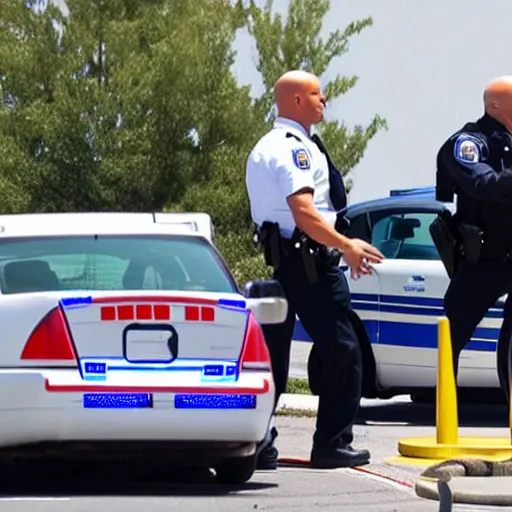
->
[84,362,107,374]
[217,298,246,309]
[60,296,92,309]
[82,361,108,381]
[200,364,238,383]
[83,393,153,409]
[174,394,256,409]
[203,364,224,376]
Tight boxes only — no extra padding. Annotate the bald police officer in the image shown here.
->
[435,75,512,403]
[245,70,384,470]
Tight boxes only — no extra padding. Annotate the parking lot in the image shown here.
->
[0,341,510,511]
[0,397,509,511]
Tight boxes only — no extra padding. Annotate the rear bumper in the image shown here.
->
[0,371,275,451]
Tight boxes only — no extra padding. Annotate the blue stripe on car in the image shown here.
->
[293,293,503,352]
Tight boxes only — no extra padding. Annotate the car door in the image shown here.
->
[340,211,382,351]
[363,207,450,389]
[364,206,500,390]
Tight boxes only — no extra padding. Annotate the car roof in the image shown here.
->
[0,212,214,241]
[346,186,453,218]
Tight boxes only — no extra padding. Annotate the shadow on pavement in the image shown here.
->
[0,462,277,498]
[356,401,508,428]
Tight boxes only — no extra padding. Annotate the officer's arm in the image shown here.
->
[287,191,353,250]
[444,133,512,203]
[273,143,352,251]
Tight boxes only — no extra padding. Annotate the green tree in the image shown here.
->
[0,0,251,212]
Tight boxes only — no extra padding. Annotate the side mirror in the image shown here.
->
[242,280,288,325]
[242,280,285,299]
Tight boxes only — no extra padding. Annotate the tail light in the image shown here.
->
[21,307,77,361]
[239,312,272,372]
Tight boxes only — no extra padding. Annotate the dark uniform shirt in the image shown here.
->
[436,113,512,243]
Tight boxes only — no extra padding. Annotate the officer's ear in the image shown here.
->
[294,94,301,107]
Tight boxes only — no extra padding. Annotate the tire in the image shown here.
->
[215,454,257,485]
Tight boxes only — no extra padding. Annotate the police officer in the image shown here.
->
[245,70,384,469]
[435,75,512,403]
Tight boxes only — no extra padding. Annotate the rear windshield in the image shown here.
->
[0,235,237,295]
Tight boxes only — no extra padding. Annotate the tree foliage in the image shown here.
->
[0,0,386,284]
[0,0,253,212]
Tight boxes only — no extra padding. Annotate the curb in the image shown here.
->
[276,393,318,412]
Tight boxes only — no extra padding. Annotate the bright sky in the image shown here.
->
[232,0,512,204]
[51,0,512,205]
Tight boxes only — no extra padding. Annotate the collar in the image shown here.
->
[273,117,310,139]
[478,112,510,135]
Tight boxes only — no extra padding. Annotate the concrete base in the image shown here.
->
[416,475,512,509]
[398,436,512,462]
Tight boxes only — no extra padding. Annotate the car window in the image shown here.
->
[370,211,439,260]
[0,235,237,295]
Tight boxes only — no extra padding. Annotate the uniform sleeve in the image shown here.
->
[272,141,315,199]
[443,132,512,203]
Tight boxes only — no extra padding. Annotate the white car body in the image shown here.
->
[0,212,286,484]
[293,187,503,400]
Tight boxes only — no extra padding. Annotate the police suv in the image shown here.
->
[293,186,504,403]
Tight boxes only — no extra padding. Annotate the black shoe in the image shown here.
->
[310,446,370,469]
[256,444,278,470]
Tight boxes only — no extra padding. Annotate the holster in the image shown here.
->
[254,222,288,269]
[291,228,320,285]
[458,222,483,265]
[429,209,461,278]
[254,223,329,285]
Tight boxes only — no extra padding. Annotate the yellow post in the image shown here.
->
[436,316,459,445]
[509,397,512,445]
[509,336,512,444]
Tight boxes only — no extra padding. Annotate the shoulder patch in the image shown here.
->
[292,148,310,170]
[453,134,482,164]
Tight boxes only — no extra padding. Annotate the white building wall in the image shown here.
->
[233,0,512,203]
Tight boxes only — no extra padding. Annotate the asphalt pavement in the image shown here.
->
[0,341,511,510]
[0,400,508,511]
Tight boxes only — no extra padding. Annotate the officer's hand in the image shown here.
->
[343,239,384,275]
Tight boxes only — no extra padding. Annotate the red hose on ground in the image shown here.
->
[277,457,414,489]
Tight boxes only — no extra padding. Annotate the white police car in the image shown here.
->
[293,187,504,403]
[0,212,286,484]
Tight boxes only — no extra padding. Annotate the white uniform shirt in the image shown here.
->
[246,117,336,238]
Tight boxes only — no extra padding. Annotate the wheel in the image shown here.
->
[215,454,257,485]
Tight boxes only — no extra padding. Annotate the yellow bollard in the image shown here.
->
[508,331,512,444]
[391,316,512,465]
[436,316,458,445]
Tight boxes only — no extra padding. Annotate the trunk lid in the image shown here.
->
[60,291,248,367]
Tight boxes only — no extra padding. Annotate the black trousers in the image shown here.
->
[261,249,363,450]
[444,259,512,402]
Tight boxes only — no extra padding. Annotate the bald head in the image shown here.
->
[484,76,512,131]
[273,70,325,132]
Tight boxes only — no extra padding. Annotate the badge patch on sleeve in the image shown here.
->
[453,135,481,164]
[292,148,311,170]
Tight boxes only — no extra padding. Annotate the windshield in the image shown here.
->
[0,235,237,295]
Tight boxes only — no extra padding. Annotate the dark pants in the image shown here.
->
[261,248,363,450]
[444,259,512,402]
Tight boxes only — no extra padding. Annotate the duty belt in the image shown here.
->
[281,237,341,266]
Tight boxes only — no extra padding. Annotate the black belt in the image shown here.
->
[281,237,341,263]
